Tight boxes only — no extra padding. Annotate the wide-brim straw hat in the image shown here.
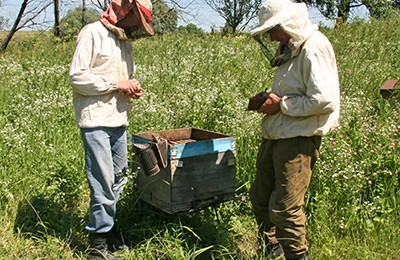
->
[135,0,155,35]
[100,0,155,36]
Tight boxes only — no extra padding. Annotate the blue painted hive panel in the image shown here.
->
[132,127,236,159]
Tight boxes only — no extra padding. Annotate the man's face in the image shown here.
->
[268,27,291,45]
[115,4,143,31]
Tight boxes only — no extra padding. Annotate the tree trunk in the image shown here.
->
[82,0,86,27]
[54,0,61,37]
[1,0,28,52]
[336,0,351,24]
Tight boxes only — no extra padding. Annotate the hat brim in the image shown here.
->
[136,2,155,35]
[250,17,281,36]
[250,3,302,36]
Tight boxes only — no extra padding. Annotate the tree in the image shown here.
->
[54,0,61,37]
[59,7,100,41]
[90,0,110,11]
[82,0,87,26]
[294,0,361,23]
[0,0,7,30]
[362,0,398,19]
[203,0,261,34]
[295,0,398,24]
[1,0,52,52]
[177,23,204,35]
[89,0,178,33]
[0,16,9,30]
[152,0,178,33]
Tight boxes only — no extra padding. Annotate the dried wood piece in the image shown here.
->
[168,139,197,145]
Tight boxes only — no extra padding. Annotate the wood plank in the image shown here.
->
[132,127,233,143]
[169,152,236,212]
[135,162,172,213]
[133,128,193,141]
[191,128,230,140]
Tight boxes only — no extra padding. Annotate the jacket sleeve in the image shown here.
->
[280,42,340,117]
[69,25,118,96]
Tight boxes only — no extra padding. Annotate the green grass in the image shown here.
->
[0,15,399,259]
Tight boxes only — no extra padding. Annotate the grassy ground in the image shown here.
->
[0,15,399,259]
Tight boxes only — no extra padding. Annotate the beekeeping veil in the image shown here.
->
[250,0,318,66]
[100,0,155,41]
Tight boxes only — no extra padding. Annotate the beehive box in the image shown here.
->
[380,79,399,99]
[131,127,236,214]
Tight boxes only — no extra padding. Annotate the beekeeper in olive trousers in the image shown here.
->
[248,1,340,260]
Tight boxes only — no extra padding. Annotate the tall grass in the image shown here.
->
[0,15,399,259]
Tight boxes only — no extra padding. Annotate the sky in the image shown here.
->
[1,0,368,32]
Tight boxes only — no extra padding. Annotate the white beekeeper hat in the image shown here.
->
[250,0,306,36]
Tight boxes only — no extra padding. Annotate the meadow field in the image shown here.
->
[0,15,399,259]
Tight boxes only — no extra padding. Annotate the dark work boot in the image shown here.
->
[265,242,284,258]
[89,233,120,260]
[106,225,128,252]
[286,254,308,260]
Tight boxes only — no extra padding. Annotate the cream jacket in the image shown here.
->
[259,3,340,140]
[69,21,134,128]
[262,30,340,139]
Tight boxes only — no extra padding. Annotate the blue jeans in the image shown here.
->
[81,127,128,233]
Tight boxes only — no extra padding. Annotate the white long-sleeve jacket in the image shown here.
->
[261,9,340,139]
[69,21,134,128]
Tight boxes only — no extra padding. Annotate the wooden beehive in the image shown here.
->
[380,80,400,99]
[131,127,236,214]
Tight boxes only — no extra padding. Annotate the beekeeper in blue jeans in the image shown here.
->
[248,0,340,259]
[69,0,155,259]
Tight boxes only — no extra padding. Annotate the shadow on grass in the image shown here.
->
[12,181,252,259]
[115,178,251,259]
[13,194,88,253]
[13,158,89,254]
[12,166,251,259]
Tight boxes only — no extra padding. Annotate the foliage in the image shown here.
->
[89,0,178,34]
[152,0,178,34]
[204,0,262,34]
[0,15,399,259]
[296,0,399,23]
[363,0,400,19]
[0,16,9,30]
[59,7,100,42]
[177,23,205,36]
[89,0,112,11]
[58,1,178,41]
[0,0,53,51]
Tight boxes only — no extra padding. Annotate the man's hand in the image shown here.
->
[117,79,143,99]
[255,91,269,99]
[257,92,281,115]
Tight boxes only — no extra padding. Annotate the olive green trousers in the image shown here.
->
[250,136,321,259]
